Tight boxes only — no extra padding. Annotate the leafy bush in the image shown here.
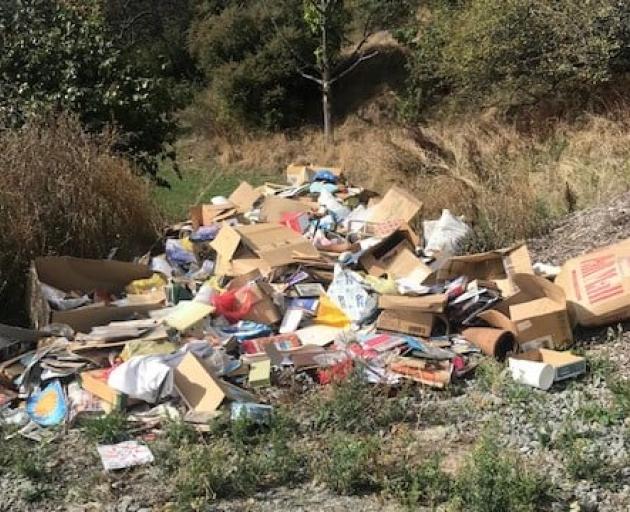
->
[318,434,381,495]
[188,0,319,131]
[0,116,158,324]
[384,454,451,508]
[0,0,178,173]
[313,370,408,433]
[450,432,552,512]
[400,0,630,118]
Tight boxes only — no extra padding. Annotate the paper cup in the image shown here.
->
[508,358,554,390]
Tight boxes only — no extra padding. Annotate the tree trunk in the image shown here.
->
[321,0,333,146]
[322,75,332,146]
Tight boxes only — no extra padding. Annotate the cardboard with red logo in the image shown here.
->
[555,238,630,327]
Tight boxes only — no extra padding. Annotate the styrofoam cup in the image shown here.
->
[508,358,555,391]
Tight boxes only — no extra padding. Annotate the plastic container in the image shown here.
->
[508,358,555,390]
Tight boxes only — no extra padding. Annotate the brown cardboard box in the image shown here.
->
[366,186,423,224]
[378,294,448,313]
[190,204,237,229]
[28,257,161,332]
[377,309,434,337]
[359,227,430,280]
[227,270,281,325]
[174,353,256,414]
[555,238,630,327]
[436,244,533,296]
[229,181,261,212]
[210,223,320,275]
[510,348,586,381]
[479,273,573,351]
[260,196,314,223]
[286,164,313,186]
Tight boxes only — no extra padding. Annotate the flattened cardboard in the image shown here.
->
[436,244,533,296]
[555,238,630,327]
[261,196,313,223]
[229,181,262,213]
[33,257,152,294]
[377,309,434,337]
[210,223,320,275]
[479,273,572,351]
[366,187,423,224]
[174,353,256,413]
[378,294,447,314]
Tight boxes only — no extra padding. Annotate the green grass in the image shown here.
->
[153,163,278,222]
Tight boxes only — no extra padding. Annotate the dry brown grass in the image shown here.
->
[181,105,630,251]
[0,116,160,324]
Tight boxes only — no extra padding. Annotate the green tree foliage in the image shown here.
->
[189,0,320,130]
[0,0,178,175]
[189,0,415,132]
[400,0,630,118]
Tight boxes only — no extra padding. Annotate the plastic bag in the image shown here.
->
[423,209,471,258]
[315,294,351,328]
[211,287,255,324]
[327,265,377,324]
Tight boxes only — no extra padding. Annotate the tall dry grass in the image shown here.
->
[0,116,160,324]
[181,105,630,251]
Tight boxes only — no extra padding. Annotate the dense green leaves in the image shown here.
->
[400,0,630,118]
[0,0,178,175]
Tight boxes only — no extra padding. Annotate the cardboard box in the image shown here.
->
[366,186,423,224]
[378,294,448,313]
[190,204,237,229]
[227,270,281,325]
[436,244,533,296]
[377,309,434,337]
[555,238,630,327]
[210,223,320,275]
[510,348,586,381]
[28,257,161,332]
[79,369,128,410]
[479,273,573,351]
[286,164,313,186]
[261,196,314,223]
[229,181,261,213]
[359,227,430,280]
[174,353,256,414]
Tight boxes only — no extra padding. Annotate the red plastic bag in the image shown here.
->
[211,286,254,324]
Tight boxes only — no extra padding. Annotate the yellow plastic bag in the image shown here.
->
[126,273,167,295]
[315,294,351,328]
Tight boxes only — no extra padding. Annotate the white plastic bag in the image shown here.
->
[108,356,173,403]
[326,265,376,324]
[423,209,471,258]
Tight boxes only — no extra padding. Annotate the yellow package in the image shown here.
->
[315,294,351,328]
[126,273,167,295]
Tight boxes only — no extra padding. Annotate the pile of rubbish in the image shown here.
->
[1,163,627,469]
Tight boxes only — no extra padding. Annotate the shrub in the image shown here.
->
[0,116,159,324]
[384,454,452,508]
[313,370,408,433]
[318,434,381,495]
[450,432,552,512]
[400,0,630,117]
[188,0,319,131]
[0,0,178,173]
